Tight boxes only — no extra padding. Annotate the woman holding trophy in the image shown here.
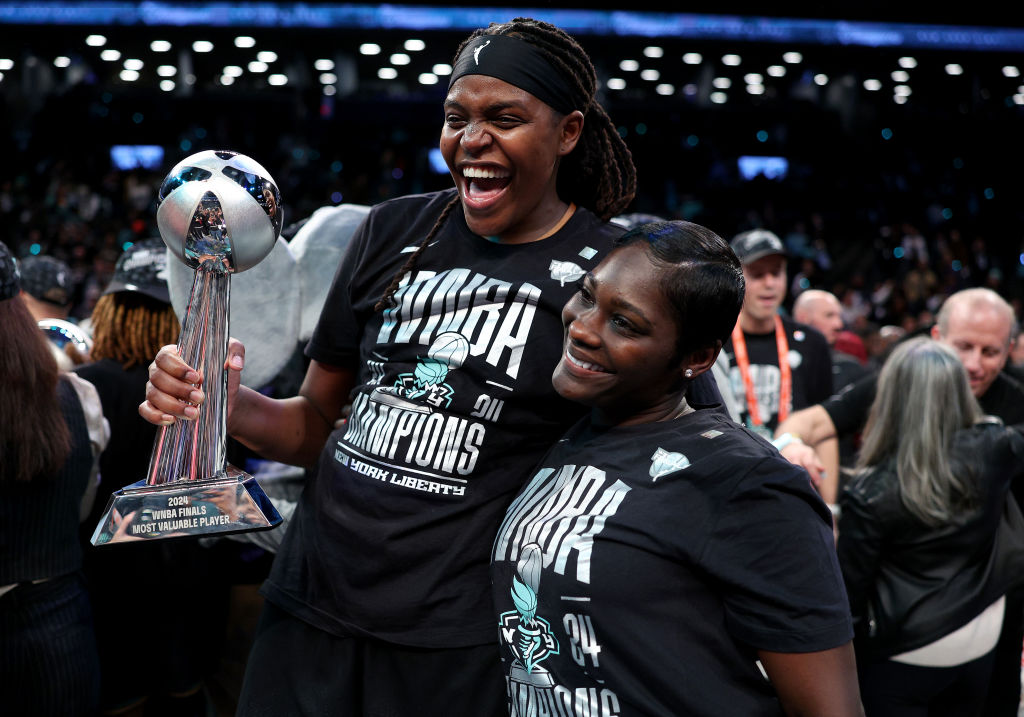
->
[141,17,721,714]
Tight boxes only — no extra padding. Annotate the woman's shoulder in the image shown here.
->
[956,418,1024,461]
[369,188,459,219]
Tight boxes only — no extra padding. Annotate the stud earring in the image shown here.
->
[684,368,694,378]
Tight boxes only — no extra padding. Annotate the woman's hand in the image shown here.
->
[139,339,246,426]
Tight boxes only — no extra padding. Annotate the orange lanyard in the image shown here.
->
[731,314,791,427]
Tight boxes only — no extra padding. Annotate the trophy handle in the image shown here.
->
[147,260,231,485]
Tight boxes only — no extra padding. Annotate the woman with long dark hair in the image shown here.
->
[838,336,1024,715]
[0,240,109,716]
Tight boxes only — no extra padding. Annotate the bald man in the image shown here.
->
[793,289,870,394]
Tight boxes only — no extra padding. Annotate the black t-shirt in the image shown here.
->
[263,189,722,648]
[723,317,833,436]
[824,370,1024,436]
[491,408,853,716]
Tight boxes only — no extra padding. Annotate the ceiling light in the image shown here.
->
[100,49,121,62]
[234,36,255,48]
[319,73,337,85]
[151,40,171,52]
[159,79,175,91]
[248,61,268,73]
[711,91,728,103]
[640,69,660,81]
[418,73,438,85]
[220,75,235,85]
[268,74,287,86]
[223,65,243,77]
[945,63,963,75]
[0,58,13,70]
[257,51,277,63]
[1003,66,1020,78]
[894,84,912,96]
[767,65,786,77]
[891,70,909,82]
[747,84,765,95]
[157,65,176,77]
[814,73,829,86]
[744,73,763,84]
[86,34,106,47]
[656,83,674,95]
[119,69,139,82]
[360,43,381,56]
[54,56,71,68]
[683,52,702,65]
[898,56,917,69]
[314,59,334,71]
[405,39,426,52]
[193,41,214,53]
[378,67,398,80]
[620,59,639,72]
[123,59,143,71]
[433,63,452,76]
[713,77,731,89]
[863,79,882,91]
[390,53,410,66]
[783,51,802,63]
[644,46,664,58]
[606,77,626,90]
[722,54,741,66]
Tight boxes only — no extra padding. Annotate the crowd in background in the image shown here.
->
[2,155,1021,373]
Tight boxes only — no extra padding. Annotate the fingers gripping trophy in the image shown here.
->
[90,150,283,545]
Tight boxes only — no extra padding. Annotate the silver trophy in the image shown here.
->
[91,150,284,545]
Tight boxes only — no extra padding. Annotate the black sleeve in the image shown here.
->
[702,453,853,652]
[822,372,879,436]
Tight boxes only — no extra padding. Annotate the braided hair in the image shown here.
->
[89,292,180,369]
[374,17,637,311]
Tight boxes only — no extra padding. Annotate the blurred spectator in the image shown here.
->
[18,254,74,322]
[838,337,1024,716]
[0,240,109,717]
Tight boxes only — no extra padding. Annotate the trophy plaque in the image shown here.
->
[91,150,284,545]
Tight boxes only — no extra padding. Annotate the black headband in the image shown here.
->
[448,34,583,115]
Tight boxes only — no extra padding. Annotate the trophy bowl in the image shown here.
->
[156,149,282,273]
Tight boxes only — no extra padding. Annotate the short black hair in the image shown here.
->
[614,220,744,361]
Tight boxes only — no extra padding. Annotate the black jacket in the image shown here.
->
[837,420,1024,659]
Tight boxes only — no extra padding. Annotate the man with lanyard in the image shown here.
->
[722,229,833,453]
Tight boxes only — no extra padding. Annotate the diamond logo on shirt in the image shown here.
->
[650,447,690,481]
[549,259,586,286]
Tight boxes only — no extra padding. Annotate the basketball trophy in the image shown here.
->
[91,150,283,545]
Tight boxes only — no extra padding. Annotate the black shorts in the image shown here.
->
[237,602,507,717]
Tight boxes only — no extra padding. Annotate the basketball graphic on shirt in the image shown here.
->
[427,332,471,369]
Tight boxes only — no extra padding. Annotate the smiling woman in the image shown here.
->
[491,220,865,716]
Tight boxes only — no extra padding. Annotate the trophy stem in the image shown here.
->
[146,261,231,485]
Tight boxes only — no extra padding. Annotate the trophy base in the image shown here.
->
[90,465,283,546]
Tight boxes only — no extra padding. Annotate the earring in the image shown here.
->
[684,368,694,378]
